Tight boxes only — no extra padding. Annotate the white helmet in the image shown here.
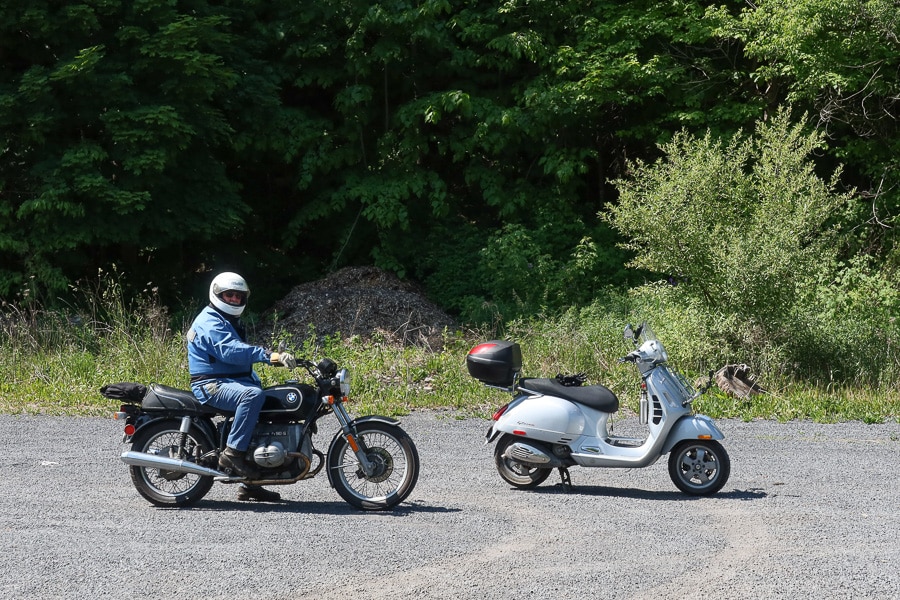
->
[209,272,250,316]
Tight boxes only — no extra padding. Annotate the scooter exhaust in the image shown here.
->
[503,441,568,468]
[121,450,229,478]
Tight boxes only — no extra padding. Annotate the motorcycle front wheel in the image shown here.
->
[668,439,731,496]
[493,435,553,489]
[327,422,419,511]
[128,420,215,507]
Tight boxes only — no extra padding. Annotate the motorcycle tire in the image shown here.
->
[327,422,419,511]
[128,420,215,507]
[667,439,731,496]
[493,434,553,489]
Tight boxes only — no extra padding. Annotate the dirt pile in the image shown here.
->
[262,266,457,349]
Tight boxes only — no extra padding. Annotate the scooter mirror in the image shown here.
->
[623,324,634,341]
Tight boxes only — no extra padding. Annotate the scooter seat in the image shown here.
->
[519,378,619,413]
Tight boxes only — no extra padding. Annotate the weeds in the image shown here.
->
[1,273,898,423]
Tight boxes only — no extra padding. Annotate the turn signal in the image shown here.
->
[698,434,712,440]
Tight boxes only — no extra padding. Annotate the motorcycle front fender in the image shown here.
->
[661,414,725,455]
[344,414,401,429]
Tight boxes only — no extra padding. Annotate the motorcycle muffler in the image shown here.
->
[121,451,230,478]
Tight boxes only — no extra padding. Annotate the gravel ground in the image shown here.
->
[0,412,898,600]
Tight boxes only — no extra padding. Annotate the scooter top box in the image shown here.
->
[466,340,522,386]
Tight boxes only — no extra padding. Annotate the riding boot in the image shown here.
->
[218,447,260,480]
[237,485,281,502]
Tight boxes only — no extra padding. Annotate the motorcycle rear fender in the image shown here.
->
[131,415,217,450]
[661,414,725,454]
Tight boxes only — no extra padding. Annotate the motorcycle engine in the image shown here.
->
[250,424,303,468]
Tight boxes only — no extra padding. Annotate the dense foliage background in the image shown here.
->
[2,0,900,390]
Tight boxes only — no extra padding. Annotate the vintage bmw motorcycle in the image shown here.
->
[104,357,419,510]
[467,323,730,496]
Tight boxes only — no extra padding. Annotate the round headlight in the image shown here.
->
[338,368,351,396]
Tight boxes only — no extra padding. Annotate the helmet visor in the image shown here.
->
[219,290,248,306]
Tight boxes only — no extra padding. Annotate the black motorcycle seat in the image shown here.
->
[518,377,619,413]
[143,383,221,415]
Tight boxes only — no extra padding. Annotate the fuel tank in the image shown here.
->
[496,395,585,443]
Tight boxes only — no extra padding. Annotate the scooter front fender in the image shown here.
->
[661,414,725,454]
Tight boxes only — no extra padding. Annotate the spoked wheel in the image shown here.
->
[327,422,419,511]
[493,434,553,489]
[128,421,215,507]
[668,439,731,496]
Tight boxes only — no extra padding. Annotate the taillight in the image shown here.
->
[492,403,510,421]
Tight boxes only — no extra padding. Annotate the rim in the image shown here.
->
[673,443,721,490]
[333,430,411,502]
[495,436,551,485]
[499,457,544,483]
[138,431,206,498]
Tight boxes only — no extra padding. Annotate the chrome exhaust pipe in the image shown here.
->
[121,450,229,478]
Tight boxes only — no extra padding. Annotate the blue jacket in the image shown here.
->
[187,305,269,382]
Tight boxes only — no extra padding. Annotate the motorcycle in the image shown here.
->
[467,323,730,496]
[103,357,420,510]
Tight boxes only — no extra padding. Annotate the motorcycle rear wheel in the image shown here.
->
[668,439,730,496]
[327,422,419,511]
[493,435,553,489]
[128,420,215,507]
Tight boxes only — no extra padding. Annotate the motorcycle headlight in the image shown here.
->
[338,368,351,396]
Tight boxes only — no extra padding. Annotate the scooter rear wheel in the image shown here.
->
[494,435,553,489]
[668,439,730,496]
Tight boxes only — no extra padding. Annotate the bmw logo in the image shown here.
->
[286,392,299,405]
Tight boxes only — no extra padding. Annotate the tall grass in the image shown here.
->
[1,275,898,423]
[0,275,185,415]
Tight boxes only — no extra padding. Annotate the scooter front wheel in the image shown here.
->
[668,439,730,496]
[494,435,553,489]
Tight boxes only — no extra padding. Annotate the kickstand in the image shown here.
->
[557,467,572,492]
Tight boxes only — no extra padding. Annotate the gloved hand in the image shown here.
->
[270,352,297,369]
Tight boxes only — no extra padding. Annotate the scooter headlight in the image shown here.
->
[640,340,668,364]
[338,368,351,396]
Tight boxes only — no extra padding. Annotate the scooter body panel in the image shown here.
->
[495,395,586,443]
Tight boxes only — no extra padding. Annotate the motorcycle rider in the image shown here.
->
[187,271,297,502]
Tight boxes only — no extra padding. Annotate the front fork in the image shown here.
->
[330,398,377,477]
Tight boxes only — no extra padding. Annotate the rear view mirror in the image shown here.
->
[623,324,634,341]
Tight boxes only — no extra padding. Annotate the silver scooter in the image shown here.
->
[467,323,730,495]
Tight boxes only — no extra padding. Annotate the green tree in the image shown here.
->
[708,0,900,262]
[0,1,254,298]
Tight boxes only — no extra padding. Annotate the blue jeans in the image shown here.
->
[192,378,264,451]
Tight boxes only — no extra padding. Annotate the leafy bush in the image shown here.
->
[601,108,900,383]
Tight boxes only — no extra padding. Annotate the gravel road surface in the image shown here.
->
[1,412,897,600]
